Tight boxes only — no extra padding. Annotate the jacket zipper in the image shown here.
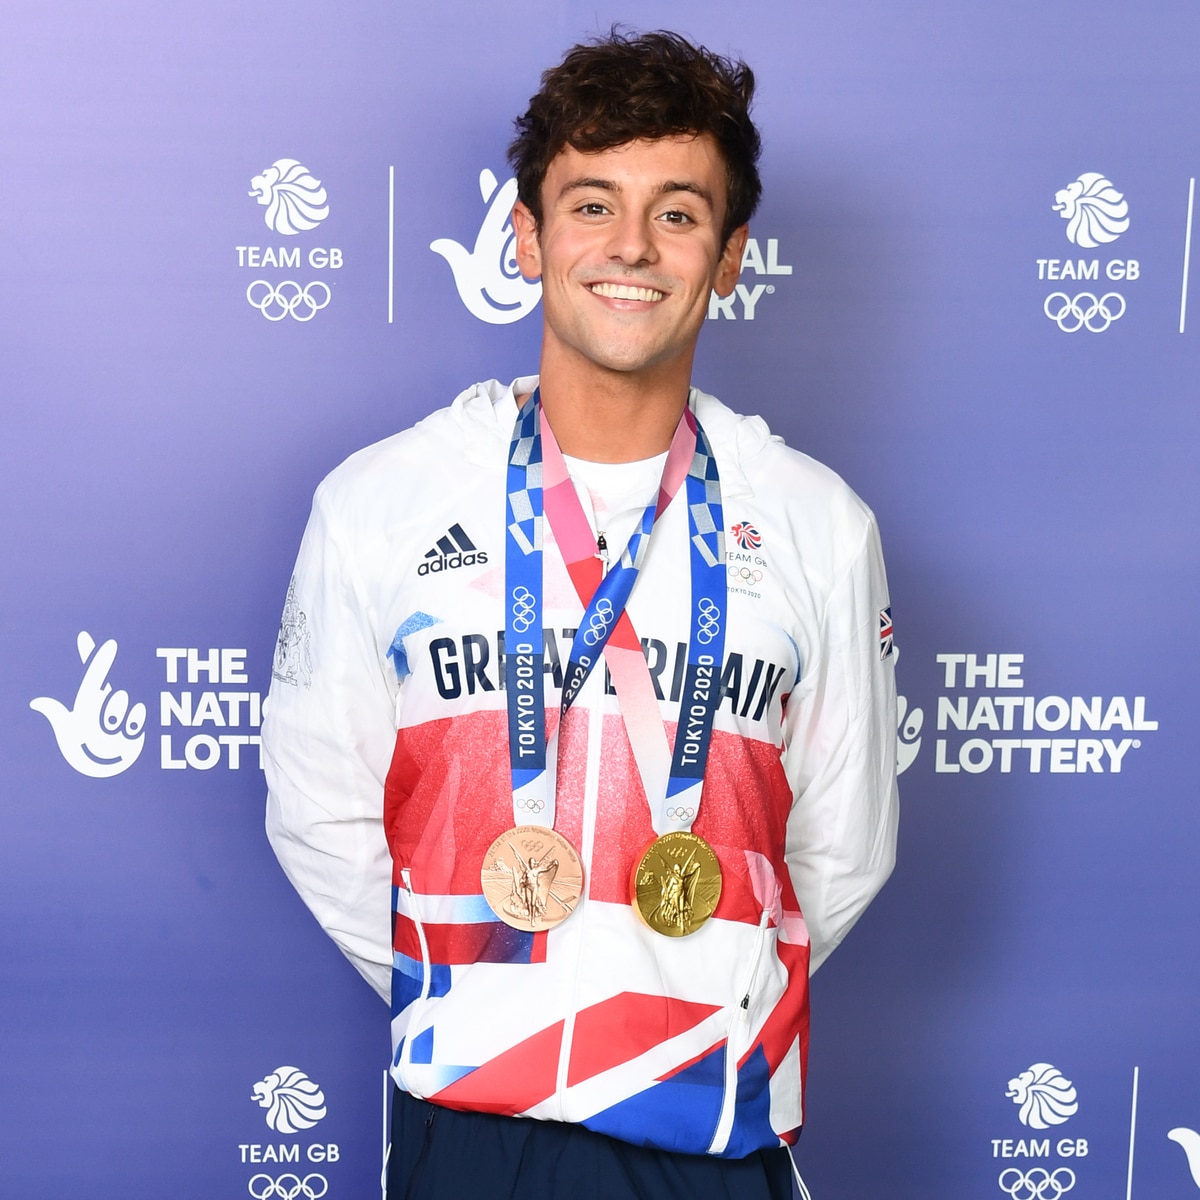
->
[553,539,606,1118]
[708,908,772,1155]
[397,867,432,1090]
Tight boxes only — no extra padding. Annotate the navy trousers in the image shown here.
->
[386,1086,795,1200]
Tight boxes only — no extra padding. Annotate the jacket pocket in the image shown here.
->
[707,908,772,1156]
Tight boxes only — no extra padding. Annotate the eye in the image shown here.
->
[577,202,609,217]
[660,209,693,225]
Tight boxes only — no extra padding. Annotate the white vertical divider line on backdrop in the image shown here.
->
[1126,1065,1140,1200]
[1179,179,1194,333]
[389,166,396,324]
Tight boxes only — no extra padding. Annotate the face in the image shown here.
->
[511,135,747,383]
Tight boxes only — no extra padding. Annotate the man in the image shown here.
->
[264,29,898,1200]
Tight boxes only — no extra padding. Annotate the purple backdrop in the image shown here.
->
[4,2,1199,1196]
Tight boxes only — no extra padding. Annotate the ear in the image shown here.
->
[511,200,542,281]
[712,225,748,298]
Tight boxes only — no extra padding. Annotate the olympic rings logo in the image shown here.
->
[247,1174,329,1200]
[582,597,614,646]
[246,280,332,323]
[1043,291,1125,333]
[665,806,696,821]
[696,598,721,644]
[511,586,536,633]
[516,797,545,813]
[727,566,763,584]
[998,1168,1076,1200]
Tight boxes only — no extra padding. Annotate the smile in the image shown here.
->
[588,282,665,302]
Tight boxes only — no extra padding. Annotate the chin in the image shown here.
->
[581,337,676,374]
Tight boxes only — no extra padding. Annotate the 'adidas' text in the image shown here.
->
[418,523,488,576]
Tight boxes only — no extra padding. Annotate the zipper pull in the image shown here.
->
[596,532,609,570]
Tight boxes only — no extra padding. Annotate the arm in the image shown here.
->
[262,482,398,1001]
[781,513,899,973]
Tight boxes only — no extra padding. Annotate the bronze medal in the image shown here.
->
[481,825,584,932]
[630,831,722,937]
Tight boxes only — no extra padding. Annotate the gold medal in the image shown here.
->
[481,825,583,932]
[630,831,722,937]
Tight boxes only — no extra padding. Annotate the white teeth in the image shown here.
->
[590,282,664,302]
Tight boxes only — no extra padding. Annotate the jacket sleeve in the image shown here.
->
[262,481,397,1002]
[780,513,899,973]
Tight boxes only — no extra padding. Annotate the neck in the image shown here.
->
[530,347,693,462]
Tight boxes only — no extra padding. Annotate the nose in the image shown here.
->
[603,209,657,267]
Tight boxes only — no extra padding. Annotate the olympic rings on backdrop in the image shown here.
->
[515,797,546,813]
[727,566,763,584]
[510,586,536,633]
[1043,291,1125,333]
[665,806,696,821]
[247,1174,329,1200]
[582,597,615,646]
[998,1167,1076,1200]
[246,280,332,322]
[696,598,721,644]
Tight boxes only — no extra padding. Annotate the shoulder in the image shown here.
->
[693,389,880,556]
[311,379,518,530]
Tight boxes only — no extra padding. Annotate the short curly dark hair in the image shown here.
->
[508,29,762,246]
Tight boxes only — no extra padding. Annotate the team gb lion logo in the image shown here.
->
[1006,1062,1079,1129]
[1053,173,1129,249]
[251,1065,327,1133]
[249,158,330,236]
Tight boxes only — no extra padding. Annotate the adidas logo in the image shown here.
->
[417,523,489,576]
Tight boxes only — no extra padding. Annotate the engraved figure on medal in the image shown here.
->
[658,859,699,931]
[482,825,583,931]
[632,831,722,937]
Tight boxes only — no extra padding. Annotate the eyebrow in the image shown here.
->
[557,176,714,208]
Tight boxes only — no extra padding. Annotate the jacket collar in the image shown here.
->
[453,376,767,500]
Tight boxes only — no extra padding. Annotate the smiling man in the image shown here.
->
[264,29,898,1200]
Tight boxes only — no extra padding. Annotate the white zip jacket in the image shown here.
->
[263,377,898,1157]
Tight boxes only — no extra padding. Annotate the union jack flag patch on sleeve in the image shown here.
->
[879,607,894,659]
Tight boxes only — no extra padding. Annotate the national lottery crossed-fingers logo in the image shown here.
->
[431,168,542,324]
[29,631,146,778]
[1169,1127,1200,1188]
[896,696,923,776]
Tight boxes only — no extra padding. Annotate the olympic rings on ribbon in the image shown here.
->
[246,280,332,323]
[727,566,763,584]
[247,1174,329,1200]
[582,597,615,646]
[516,797,546,813]
[998,1167,1076,1200]
[696,597,721,644]
[665,806,696,821]
[1043,291,1125,333]
[510,586,536,633]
